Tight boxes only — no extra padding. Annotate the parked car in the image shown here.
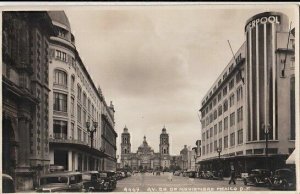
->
[116,171,123,180]
[204,171,213,179]
[182,171,188,177]
[37,171,83,192]
[82,171,104,192]
[174,171,181,176]
[199,171,205,179]
[187,171,197,178]
[270,168,296,190]
[126,172,132,177]
[99,171,117,191]
[2,174,15,193]
[243,169,271,186]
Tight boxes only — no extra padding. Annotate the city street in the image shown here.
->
[115,173,270,192]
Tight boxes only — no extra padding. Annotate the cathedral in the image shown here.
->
[120,126,171,171]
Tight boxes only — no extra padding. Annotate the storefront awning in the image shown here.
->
[286,150,295,164]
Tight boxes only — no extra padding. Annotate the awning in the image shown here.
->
[286,150,295,164]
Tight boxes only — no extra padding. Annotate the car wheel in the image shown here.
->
[282,181,289,190]
[88,188,94,192]
[244,180,247,186]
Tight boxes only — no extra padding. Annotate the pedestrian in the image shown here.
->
[168,172,173,181]
[228,163,236,185]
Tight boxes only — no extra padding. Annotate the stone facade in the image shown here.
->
[2,11,55,190]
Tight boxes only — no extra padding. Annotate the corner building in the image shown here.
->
[2,12,55,190]
[47,11,117,172]
[120,127,171,170]
[198,12,295,176]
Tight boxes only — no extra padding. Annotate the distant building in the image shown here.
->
[198,12,295,176]
[47,11,117,172]
[120,127,172,170]
[179,145,189,170]
[2,11,56,190]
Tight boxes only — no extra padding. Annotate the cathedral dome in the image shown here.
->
[123,126,129,133]
[138,136,153,153]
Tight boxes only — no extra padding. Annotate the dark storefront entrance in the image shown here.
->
[2,117,17,177]
[199,155,289,177]
[54,150,68,170]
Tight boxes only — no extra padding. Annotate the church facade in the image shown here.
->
[120,127,171,171]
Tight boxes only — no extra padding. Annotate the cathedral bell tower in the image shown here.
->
[121,126,131,155]
[121,126,131,169]
[160,126,169,155]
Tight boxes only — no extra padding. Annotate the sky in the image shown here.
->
[63,4,297,157]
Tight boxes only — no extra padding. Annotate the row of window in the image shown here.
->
[203,53,243,106]
[53,120,92,143]
[203,88,243,127]
[202,129,243,155]
[53,68,100,115]
[202,76,243,118]
[53,92,97,125]
[202,107,243,140]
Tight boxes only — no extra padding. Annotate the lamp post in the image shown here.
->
[216,147,222,179]
[262,123,271,170]
[86,121,98,149]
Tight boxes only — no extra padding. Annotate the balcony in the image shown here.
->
[49,134,89,147]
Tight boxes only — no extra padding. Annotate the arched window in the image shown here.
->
[54,69,67,86]
[164,149,166,154]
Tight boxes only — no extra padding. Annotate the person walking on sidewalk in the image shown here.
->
[228,162,236,185]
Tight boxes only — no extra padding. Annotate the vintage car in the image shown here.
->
[82,171,104,192]
[270,168,296,190]
[37,171,83,192]
[187,171,197,178]
[116,171,123,180]
[198,171,205,179]
[2,174,15,193]
[174,171,181,176]
[243,169,271,186]
[99,170,117,191]
[204,171,219,180]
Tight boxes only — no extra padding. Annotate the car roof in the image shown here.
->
[2,174,13,180]
[41,171,82,177]
[82,171,99,174]
[99,170,115,173]
[275,168,293,172]
[252,169,269,171]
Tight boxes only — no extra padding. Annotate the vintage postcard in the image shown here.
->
[1,2,299,193]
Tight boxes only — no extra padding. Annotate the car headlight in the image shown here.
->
[279,180,283,184]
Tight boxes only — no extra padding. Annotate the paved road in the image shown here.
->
[115,172,270,192]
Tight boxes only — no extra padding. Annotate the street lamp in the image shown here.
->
[262,123,271,170]
[216,147,222,179]
[86,121,98,149]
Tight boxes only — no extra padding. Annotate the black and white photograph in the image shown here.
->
[1,3,299,193]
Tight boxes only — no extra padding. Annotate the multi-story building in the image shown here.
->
[47,11,117,172]
[2,11,56,190]
[198,12,295,176]
[120,127,172,170]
